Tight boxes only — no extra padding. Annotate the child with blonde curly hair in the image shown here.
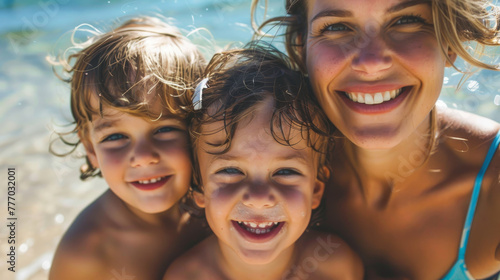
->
[49,16,209,280]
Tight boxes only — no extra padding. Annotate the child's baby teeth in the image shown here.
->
[237,221,281,234]
[138,176,164,184]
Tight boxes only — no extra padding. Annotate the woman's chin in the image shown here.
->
[345,127,407,151]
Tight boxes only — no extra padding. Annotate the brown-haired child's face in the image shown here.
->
[80,103,192,214]
[194,97,325,265]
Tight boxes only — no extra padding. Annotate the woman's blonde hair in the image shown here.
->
[49,16,205,180]
[252,0,500,73]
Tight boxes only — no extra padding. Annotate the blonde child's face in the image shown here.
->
[304,0,456,149]
[194,97,325,265]
[81,102,191,214]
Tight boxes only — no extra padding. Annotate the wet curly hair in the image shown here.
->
[189,41,335,192]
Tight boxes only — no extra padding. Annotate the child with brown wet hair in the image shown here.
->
[164,42,363,280]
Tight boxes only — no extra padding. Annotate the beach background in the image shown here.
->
[0,1,499,280]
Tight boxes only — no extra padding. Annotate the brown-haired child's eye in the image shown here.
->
[216,168,244,175]
[274,169,301,176]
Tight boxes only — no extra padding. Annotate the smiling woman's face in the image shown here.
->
[304,0,456,149]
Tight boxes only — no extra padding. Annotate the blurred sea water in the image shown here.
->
[0,1,499,280]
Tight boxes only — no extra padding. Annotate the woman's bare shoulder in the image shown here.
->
[437,107,500,163]
[438,107,499,143]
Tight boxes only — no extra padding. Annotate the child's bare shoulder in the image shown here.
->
[49,191,119,280]
[164,235,220,280]
[293,230,364,280]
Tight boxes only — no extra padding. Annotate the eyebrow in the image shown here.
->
[387,0,430,13]
[209,151,311,166]
[310,0,430,24]
[310,10,352,24]
[92,120,118,133]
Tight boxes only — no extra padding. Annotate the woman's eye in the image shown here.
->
[216,168,243,175]
[395,15,425,26]
[274,169,301,176]
[321,23,350,33]
[102,133,126,142]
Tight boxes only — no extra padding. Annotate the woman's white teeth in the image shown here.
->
[347,88,403,105]
[138,176,164,184]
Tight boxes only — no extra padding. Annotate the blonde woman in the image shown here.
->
[253,0,500,279]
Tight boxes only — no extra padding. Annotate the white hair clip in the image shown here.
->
[193,77,209,110]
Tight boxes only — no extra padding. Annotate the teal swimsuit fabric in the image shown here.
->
[441,130,500,280]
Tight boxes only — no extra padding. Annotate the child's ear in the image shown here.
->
[193,191,206,208]
[78,131,99,169]
[312,166,329,210]
[445,47,458,67]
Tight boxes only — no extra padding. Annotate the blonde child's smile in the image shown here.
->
[129,175,172,191]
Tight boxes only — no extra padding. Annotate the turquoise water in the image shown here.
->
[0,1,499,280]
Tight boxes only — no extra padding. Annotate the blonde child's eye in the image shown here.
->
[101,133,126,142]
[156,126,177,134]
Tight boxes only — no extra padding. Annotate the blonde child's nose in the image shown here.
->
[130,141,160,167]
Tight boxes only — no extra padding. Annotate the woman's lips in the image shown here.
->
[338,86,411,114]
[130,176,171,191]
[232,220,284,243]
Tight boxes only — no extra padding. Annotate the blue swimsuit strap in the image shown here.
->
[458,129,500,261]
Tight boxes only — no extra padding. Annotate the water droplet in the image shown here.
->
[467,80,479,92]
[107,0,110,3]
[19,243,28,253]
[55,214,64,224]
[443,77,449,84]
[42,260,51,270]
[494,95,500,106]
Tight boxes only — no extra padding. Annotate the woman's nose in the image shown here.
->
[351,32,392,74]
